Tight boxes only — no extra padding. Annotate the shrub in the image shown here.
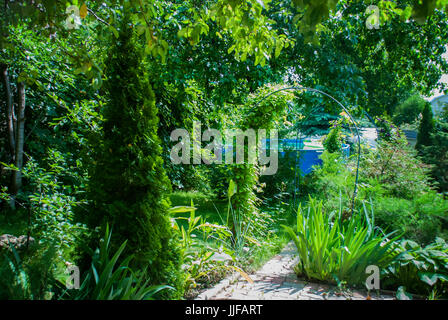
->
[309,142,448,245]
[375,117,401,142]
[361,138,434,199]
[416,102,435,152]
[209,164,234,199]
[167,162,211,193]
[323,127,342,153]
[83,19,182,297]
[1,150,87,261]
[306,150,355,204]
[394,94,426,126]
[420,120,448,193]
[373,196,445,245]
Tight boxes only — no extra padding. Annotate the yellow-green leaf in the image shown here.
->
[79,3,88,19]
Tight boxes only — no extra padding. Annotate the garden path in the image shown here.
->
[195,242,395,300]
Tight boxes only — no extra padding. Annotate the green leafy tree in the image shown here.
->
[294,1,448,117]
[84,21,182,297]
[394,94,427,126]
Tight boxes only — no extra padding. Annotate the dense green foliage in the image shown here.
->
[420,121,448,193]
[383,238,448,297]
[64,225,172,300]
[226,85,295,237]
[82,21,182,297]
[416,102,436,152]
[0,245,59,299]
[308,138,448,245]
[323,127,342,153]
[394,94,426,126]
[284,198,398,286]
[2,0,448,301]
[295,139,448,297]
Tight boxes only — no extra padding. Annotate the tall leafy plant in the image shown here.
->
[63,225,172,300]
[283,198,398,285]
[225,180,260,259]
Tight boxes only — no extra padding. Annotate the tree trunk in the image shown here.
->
[10,81,26,208]
[0,63,15,160]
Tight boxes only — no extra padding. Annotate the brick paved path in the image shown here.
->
[196,242,395,300]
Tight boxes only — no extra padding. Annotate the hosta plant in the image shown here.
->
[383,238,448,298]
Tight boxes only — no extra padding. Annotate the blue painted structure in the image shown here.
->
[265,139,350,175]
[220,138,350,176]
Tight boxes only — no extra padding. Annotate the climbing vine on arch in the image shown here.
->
[228,84,295,237]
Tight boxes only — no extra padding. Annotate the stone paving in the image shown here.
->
[196,242,395,300]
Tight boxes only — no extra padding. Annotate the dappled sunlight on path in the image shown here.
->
[196,242,395,300]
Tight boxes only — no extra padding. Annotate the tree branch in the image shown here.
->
[87,8,110,26]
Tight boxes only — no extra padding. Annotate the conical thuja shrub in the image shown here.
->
[85,20,182,298]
